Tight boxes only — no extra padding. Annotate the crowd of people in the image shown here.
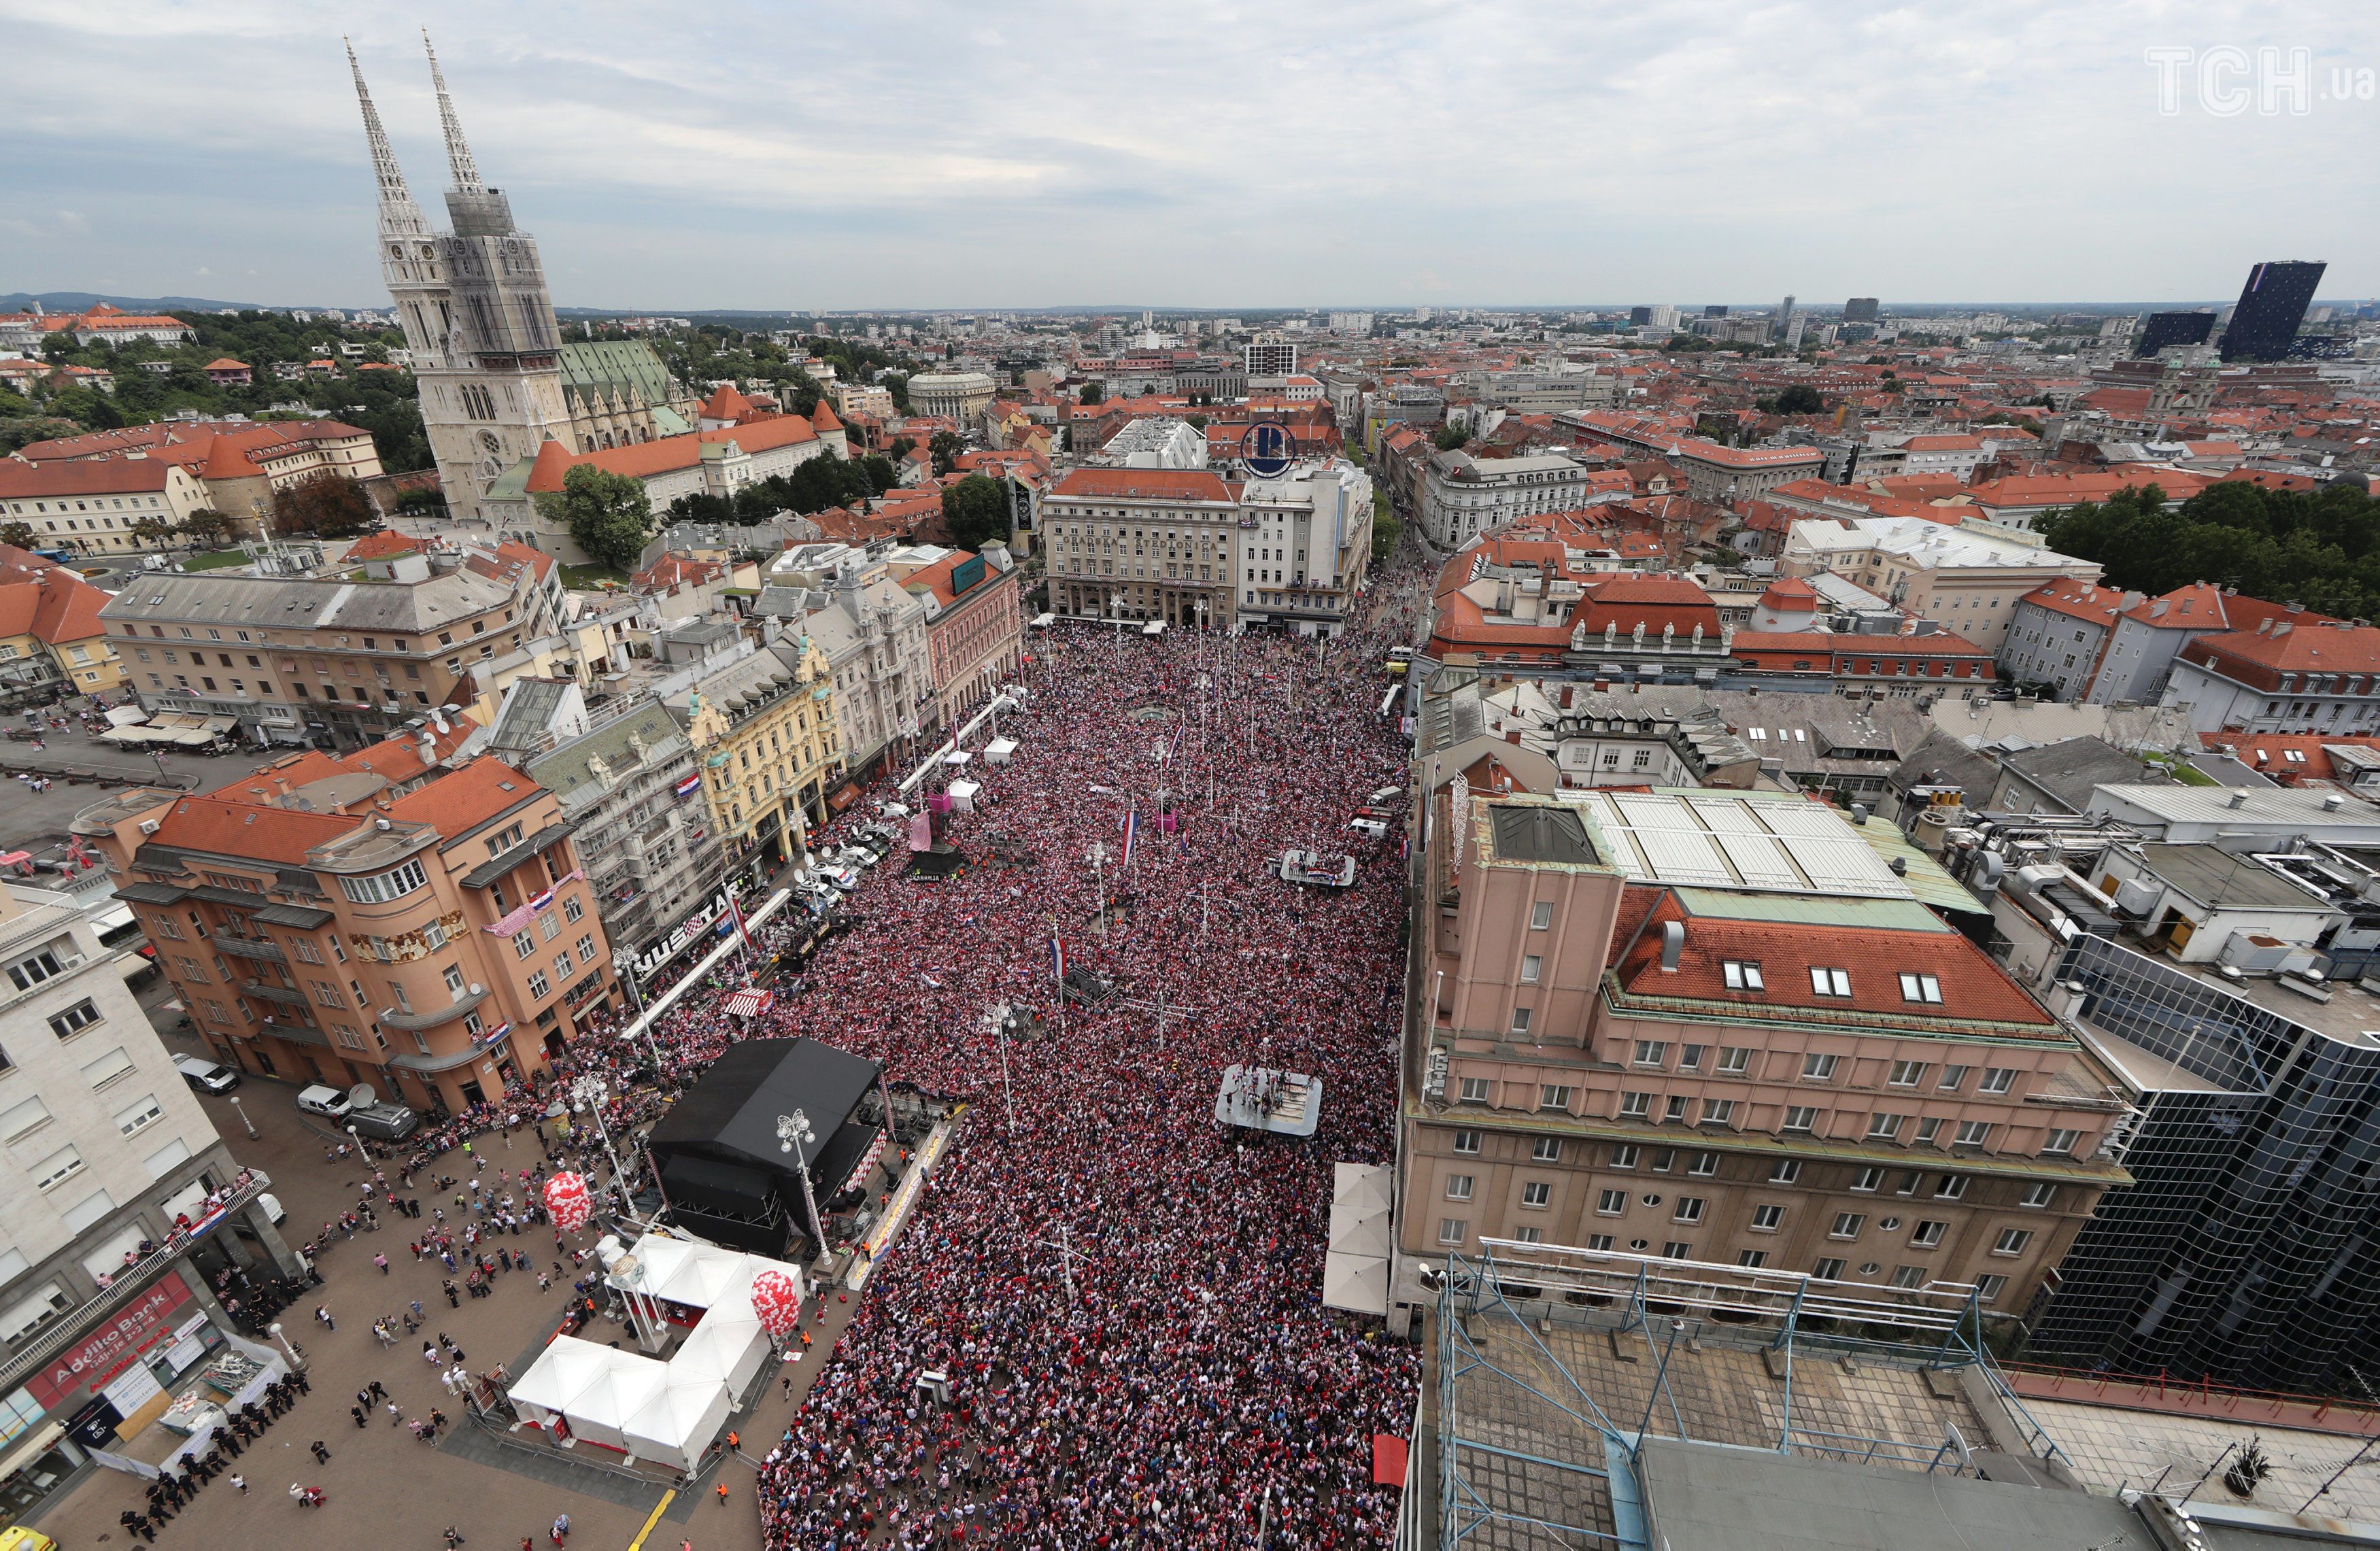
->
[475,545,1436,1548]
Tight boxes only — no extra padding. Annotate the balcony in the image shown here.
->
[240,978,311,1008]
[377,985,490,1033]
[211,934,287,965]
[0,1167,275,1395]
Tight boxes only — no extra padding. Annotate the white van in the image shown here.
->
[295,1084,354,1120]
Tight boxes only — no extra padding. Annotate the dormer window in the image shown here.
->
[1809,967,1852,998]
[1898,973,1943,1004]
[1722,960,1764,991]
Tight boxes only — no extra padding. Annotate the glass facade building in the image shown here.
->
[2218,260,2327,363]
[2027,933,2380,1392]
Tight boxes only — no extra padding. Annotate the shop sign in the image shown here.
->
[630,879,751,985]
[31,1276,194,1408]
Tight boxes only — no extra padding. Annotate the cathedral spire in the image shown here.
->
[422,30,485,195]
[348,37,428,238]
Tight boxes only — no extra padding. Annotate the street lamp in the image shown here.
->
[611,947,664,1073]
[776,1108,826,1261]
[569,1074,630,1214]
[228,1095,257,1140]
[266,1320,301,1369]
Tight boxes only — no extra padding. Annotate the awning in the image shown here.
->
[1322,1161,1393,1316]
[825,782,862,814]
[0,1420,67,1481]
[723,988,774,1019]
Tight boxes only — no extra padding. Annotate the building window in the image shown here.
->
[1510,1008,1533,1037]
[1751,1204,1785,1231]
[1444,1175,1474,1201]
[1587,1235,1616,1252]
[6,947,67,992]
[1898,973,1943,1004]
[115,1093,163,1137]
[1438,1219,1467,1246]
[1992,1228,2033,1257]
[338,859,428,904]
[1830,1212,1865,1239]
[1663,1242,1693,1260]
[1521,1182,1552,1209]
[1597,1189,1627,1215]
[1700,1100,1735,1126]
[1608,1146,1638,1169]
[1722,960,1765,991]
[1956,1121,1993,1147]
[1915,1118,1943,1145]
[1716,1046,1750,1074]
[1738,1250,1769,1269]
[1852,1166,1883,1191]
[1459,1077,1491,1104]
[48,999,101,1039]
[564,895,584,923]
[1673,1197,1705,1224]
[1664,1095,1690,1123]
[1633,1040,1669,1067]
[528,970,550,999]
[2042,1128,2079,1156]
[1782,1106,1816,1132]
[1975,1274,2009,1303]
[1529,901,1552,930]
[1531,1137,1562,1163]
[1801,1053,1837,1080]
[1809,967,1852,998]
[1911,1220,1946,1248]
[1888,1061,1926,1087]
[1452,1129,1481,1156]
[1812,1257,1846,1280]
[1934,1174,1967,1200]
[1867,1114,1903,1141]
[2020,1182,2056,1208]
[1979,1068,2016,1093]
[1688,1152,1717,1176]
[31,1146,84,1192]
[1890,1265,1930,1289]
[1768,1159,1801,1184]
[1678,1045,1705,1072]
[1539,1085,1572,1112]
[1519,954,1542,984]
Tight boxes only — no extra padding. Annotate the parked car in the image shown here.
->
[821,866,861,893]
[345,1101,422,1141]
[172,1055,241,1093]
[294,1083,354,1120]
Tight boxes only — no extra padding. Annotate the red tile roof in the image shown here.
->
[345,530,430,561]
[2018,577,2128,627]
[1049,467,1236,502]
[1610,889,2058,1033]
[0,459,178,497]
[2179,617,2380,689]
[148,794,356,865]
[386,755,541,834]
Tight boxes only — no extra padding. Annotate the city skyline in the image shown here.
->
[5,1,2377,310]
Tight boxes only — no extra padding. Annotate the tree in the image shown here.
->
[940,475,1010,549]
[540,464,652,571]
[394,486,447,517]
[182,509,236,547]
[1432,424,1467,451]
[859,454,898,496]
[0,522,33,550]
[271,476,375,539]
[129,514,175,549]
[1077,381,1104,406]
[1775,384,1825,415]
[929,430,964,477]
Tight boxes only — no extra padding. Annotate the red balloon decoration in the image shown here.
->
[749,1269,800,1337]
[543,1171,593,1233]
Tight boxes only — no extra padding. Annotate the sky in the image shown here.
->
[5,1,2378,312]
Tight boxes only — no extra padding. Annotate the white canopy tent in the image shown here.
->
[622,1376,734,1472]
[946,779,981,813]
[562,1353,668,1452]
[1322,1162,1393,1316]
[983,737,1019,766]
[507,1336,618,1429]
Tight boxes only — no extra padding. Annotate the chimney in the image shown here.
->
[271,777,292,796]
[1559,685,1574,709]
[1506,728,1521,746]
[1659,919,1685,972]
[2324,794,2346,811]
[2226,791,2248,809]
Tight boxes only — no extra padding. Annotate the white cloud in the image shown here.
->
[0,0,2373,307]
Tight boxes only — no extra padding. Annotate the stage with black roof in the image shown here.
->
[647,1037,882,1256]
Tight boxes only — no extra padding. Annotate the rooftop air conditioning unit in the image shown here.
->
[138,819,160,835]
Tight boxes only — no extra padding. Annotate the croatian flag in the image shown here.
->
[674,772,702,798]
[1163,726,1182,767]
[1048,934,1066,983]
[726,889,754,952]
[1121,807,1139,869]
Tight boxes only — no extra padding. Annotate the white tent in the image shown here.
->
[564,1352,668,1452]
[947,779,981,813]
[507,1336,617,1429]
[983,738,1019,766]
[631,1236,753,1312]
[1322,1162,1393,1316]
[621,1376,734,1472]
[672,1305,768,1396]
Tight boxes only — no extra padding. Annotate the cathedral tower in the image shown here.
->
[350,35,574,529]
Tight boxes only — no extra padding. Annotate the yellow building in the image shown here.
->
[0,564,126,705]
[686,635,842,872]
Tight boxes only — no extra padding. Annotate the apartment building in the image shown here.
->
[1041,466,1243,628]
[1401,788,2128,1316]
[905,372,998,424]
[1236,460,1376,637]
[0,459,216,559]
[0,562,126,706]
[889,546,1026,727]
[15,420,386,536]
[72,753,619,1114]
[0,881,295,1531]
[507,687,732,979]
[96,542,577,751]
[686,635,843,872]
[1417,451,1595,550]
[1781,516,2101,653]
[2160,614,2380,734]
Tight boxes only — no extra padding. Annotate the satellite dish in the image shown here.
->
[348,1082,377,1107]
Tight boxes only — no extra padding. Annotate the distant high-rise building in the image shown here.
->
[1628,306,1653,327]
[2132,309,2217,357]
[1244,337,1297,377]
[2218,260,2326,362]
[1843,297,1880,324]
[1773,294,1796,343]
[1703,305,1729,318]
[1646,305,1680,332]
